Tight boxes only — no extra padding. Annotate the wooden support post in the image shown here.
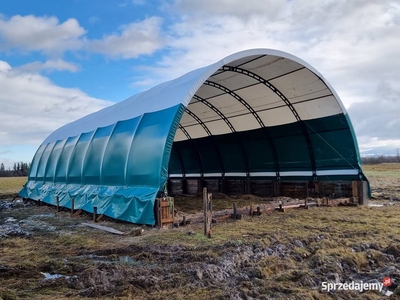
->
[198,179,204,195]
[220,178,226,194]
[278,201,284,212]
[71,198,75,216]
[256,206,261,216]
[203,188,212,238]
[358,181,368,205]
[182,178,188,195]
[38,199,41,206]
[273,180,281,197]
[250,204,254,216]
[304,198,308,209]
[246,178,251,194]
[154,198,161,228]
[233,202,237,220]
[93,206,98,222]
[56,196,59,212]
[182,216,186,226]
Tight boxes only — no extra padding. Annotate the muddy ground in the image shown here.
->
[1,164,400,299]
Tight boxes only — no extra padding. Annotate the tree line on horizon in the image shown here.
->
[361,155,400,165]
[0,156,397,177]
[0,162,30,177]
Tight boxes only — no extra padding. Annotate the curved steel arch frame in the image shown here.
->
[20,49,368,225]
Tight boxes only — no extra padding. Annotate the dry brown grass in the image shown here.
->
[0,177,27,196]
[1,165,400,299]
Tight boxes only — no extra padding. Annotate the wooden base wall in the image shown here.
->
[168,178,367,202]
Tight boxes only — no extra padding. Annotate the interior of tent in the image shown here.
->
[168,54,363,183]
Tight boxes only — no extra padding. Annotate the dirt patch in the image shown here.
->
[1,165,400,299]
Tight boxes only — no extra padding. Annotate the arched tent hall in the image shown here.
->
[19,49,369,225]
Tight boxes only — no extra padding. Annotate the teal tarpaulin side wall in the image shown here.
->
[19,104,185,225]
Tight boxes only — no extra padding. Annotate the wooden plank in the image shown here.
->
[82,222,125,235]
[72,209,83,217]
[96,214,104,222]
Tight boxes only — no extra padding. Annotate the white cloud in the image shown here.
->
[17,59,80,73]
[0,15,86,54]
[0,14,165,60]
[85,17,164,59]
[173,0,287,20]
[0,61,113,148]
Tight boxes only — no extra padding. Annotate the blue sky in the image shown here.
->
[1,0,400,169]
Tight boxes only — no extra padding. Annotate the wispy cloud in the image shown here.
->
[0,61,112,147]
[17,59,80,73]
[85,17,164,59]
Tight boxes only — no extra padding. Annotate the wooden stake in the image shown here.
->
[203,188,212,238]
[256,206,261,216]
[233,202,237,220]
[56,196,59,212]
[71,198,75,216]
[93,206,98,222]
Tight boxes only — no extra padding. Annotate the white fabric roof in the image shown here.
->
[44,49,346,144]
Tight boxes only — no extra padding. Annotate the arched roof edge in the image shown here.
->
[43,48,349,144]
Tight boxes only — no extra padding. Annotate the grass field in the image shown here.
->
[0,164,400,299]
[0,177,27,196]
[363,163,400,177]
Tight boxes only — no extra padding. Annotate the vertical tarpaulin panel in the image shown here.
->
[28,143,47,180]
[215,134,246,173]
[175,141,202,174]
[45,139,67,182]
[305,114,360,170]
[311,130,358,170]
[194,138,223,174]
[67,131,94,184]
[168,146,183,175]
[274,135,311,171]
[238,129,275,173]
[126,104,184,188]
[271,122,311,171]
[83,124,114,185]
[54,136,79,183]
[102,117,141,185]
[36,142,56,181]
